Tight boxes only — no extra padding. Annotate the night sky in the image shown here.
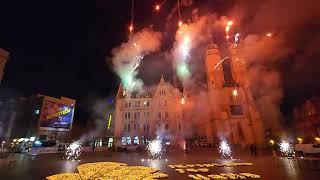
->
[0,0,319,125]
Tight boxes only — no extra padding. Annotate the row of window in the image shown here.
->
[124,111,150,120]
[124,123,150,132]
[158,111,169,119]
[124,100,150,108]
[121,136,152,145]
[159,90,166,95]
[124,111,171,119]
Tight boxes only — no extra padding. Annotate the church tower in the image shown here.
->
[205,44,265,146]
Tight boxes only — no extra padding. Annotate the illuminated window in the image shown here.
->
[144,101,150,106]
[126,137,131,145]
[121,137,126,145]
[108,138,113,147]
[35,109,40,115]
[134,136,139,144]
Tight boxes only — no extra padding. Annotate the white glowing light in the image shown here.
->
[219,140,232,158]
[65,141,81,160]
[279,141,295,157]
[232,89,238,96]
[181,97,185,105]
[147,139,163,158]
[30,137,36,142]
[235,33,240,43]
[180,36,190,61]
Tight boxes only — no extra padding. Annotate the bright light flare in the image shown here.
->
[65,141,81,160]
[147,139,163,158]
[178,21,183,27]
[181,97,185,105]
[219,140,232,158]
[269,139,275,145]
[267,33,272,37]
[155,4,160,11]
[279,141,295,157]
[227,20,233,26]
[225,26,230,32]
[235,33,240,43]
[129,25,133,32]
[232,89,238,96]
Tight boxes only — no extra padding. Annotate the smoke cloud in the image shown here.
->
[111,28,162,92]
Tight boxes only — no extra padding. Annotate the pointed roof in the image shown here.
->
[160,74,165,84]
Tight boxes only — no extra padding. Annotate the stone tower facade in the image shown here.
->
[204,44,265,146]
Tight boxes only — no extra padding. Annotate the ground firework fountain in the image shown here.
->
[279,141,295,157]
[147,139,163,159]
[219,140,232,158]
[65,141,81,160]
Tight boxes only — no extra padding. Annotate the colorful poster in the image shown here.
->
[39,99,74,130]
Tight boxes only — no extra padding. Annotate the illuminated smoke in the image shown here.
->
[147,139,163,159]
[218,140,232,158]
[65,141,81,160]
[111,28,162,92]
[279,141,295,157]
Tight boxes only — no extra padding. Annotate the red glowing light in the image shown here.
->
[129,25,133,32]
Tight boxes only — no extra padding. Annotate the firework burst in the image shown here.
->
[219,140,232,158]
[147,139,163,159]
[65,141,81,160]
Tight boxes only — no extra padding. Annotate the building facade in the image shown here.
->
[293,96,320,137]
[204,44,265,146]
[114,76,183,146]
[0,48,9,84]
[0,94,76,142]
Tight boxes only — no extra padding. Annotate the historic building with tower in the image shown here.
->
[114,76,183,146]
[204,44,265,146]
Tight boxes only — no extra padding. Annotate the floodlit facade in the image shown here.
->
[114,75,183,146]
[204,44,265,146]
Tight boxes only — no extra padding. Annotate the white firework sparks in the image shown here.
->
[219,140,232,158]
[214,57,229,70]
[147,139,163,158]
[279,141,295,157]
[65,141,81,160]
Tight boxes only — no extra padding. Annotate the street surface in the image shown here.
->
[1,148,320,180]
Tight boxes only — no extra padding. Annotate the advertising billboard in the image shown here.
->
[39,98,75,131]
